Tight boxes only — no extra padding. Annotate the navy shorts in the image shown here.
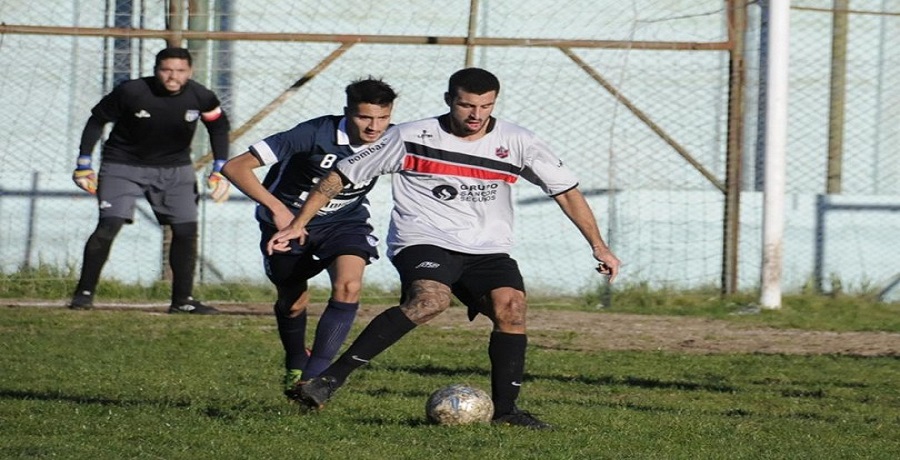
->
[97,163,198,225]
[391,244,525,320]
[260,220,379,286]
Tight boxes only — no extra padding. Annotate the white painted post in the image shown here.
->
[760,0,790,309]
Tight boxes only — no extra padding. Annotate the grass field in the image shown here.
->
[1,300,899,459]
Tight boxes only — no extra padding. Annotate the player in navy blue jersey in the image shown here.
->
[69,47,231,314]
[221,77,398,397]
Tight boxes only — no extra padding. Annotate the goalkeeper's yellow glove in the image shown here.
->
[207,160,230,203]
[72,155,97,195]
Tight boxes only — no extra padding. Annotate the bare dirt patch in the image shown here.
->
[350,305,900,357]
[12,301,900,357]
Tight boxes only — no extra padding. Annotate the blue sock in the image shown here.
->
[304,299,359,379]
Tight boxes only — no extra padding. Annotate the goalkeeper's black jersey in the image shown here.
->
[248,115,379,228]
[91,77,225,167]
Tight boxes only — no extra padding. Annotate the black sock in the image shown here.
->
[489,331,527,417]
[274,302,309,371]
[168,222,198,302]
[325,306,416,386]
[75,218,124,295]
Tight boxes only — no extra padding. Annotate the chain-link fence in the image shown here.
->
[1,0,898,300]
[743,0,900,299]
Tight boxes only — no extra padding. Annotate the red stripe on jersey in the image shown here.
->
[403,155,518,183]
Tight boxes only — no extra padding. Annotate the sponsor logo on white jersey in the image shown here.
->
[347,139,385,164]
[134,110,151,118]
[431,185,458,201]
[495,146,509,158]
[459,183,499,202]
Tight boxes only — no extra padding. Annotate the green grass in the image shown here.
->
[1,307,898,459]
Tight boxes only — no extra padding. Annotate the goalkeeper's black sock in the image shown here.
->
[304,299,359,379]
[325,306,416,386]
[489,331,527,416]
[274,301,310,371]
[168,222,198,302]
[76,217,125,294]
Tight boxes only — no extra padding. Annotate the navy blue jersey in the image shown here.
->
[91,77,227,167]
[249,115,378,227]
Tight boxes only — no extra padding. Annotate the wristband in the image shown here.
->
[212,159,226,173]
[76,155,93,171]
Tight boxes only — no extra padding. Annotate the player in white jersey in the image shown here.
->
[270,68,620,429]
[338,115,582,257]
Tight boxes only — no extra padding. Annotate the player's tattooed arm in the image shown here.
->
[266,171,348,254]
[311,171,345,199]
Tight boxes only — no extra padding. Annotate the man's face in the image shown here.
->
[155,58,192,94]
[346,102,393,144]
[447,89,496,139]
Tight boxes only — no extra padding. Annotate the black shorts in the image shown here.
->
[260,220,379,285]
[391,244,525,320]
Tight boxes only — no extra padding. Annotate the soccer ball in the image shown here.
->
[425,383,494,425]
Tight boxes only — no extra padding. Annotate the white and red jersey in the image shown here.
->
[337,115,579,258]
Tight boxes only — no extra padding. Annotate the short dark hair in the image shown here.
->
[345,77,398,108]
[155,47,193,68]
[448,68,500,96]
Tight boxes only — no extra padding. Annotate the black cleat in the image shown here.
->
[68,291,94,310]
[297,376,339,410]
[168,297,220,315]
[492,406,553,430]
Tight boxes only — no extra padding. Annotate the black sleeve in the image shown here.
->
[78,114,107,156]
[194,82,231,163]
[204,111,231,163]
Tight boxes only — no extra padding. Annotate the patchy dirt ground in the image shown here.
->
[12,301,900,357]
[351,305,900,357]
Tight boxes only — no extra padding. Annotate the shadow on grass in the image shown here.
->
[378,362,737,393]
[0,388,194,409]
[355,415,432,428]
